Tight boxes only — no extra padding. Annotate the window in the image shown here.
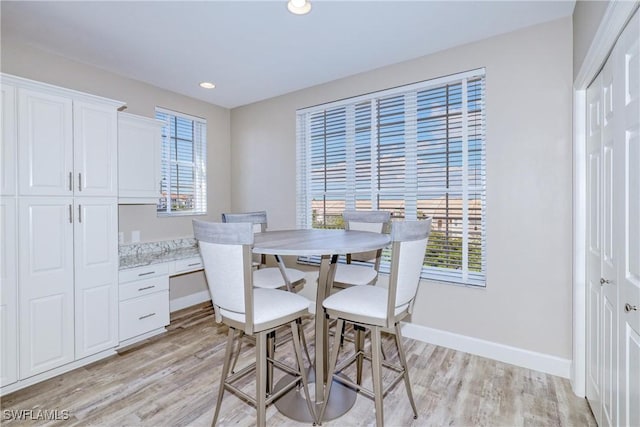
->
[156,108,207,216]
[296,69,486,286]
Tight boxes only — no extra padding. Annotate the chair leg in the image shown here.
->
[267,330,275,395]
[318,318,344,425]
[355,325,365,385]
[290,320,317,424]
[230,330,244,374]
[297,318,313,367]
[212,327,236,427]
[370,326,384,427]
[256,332,267,427]
[394,323,418,419]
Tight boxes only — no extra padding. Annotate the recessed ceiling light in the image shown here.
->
[199,82,216,89]
[287,0,311,15]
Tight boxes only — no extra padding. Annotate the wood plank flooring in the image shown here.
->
[1,303,595,426]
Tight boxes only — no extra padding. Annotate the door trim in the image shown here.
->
[572,0,640,397]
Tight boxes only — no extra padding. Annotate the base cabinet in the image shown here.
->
[118,265,170,344]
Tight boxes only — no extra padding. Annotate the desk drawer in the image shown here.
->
[119,264,169,283]
[119,291,169,341]
[119,275,169,301]
[173,256,203,275]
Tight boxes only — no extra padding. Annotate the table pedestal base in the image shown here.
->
[273,369,356,423]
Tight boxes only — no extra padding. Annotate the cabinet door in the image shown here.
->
[0,197,18,386]
[74,101,118,196]
[117,113,162,203]
[1,84,17,196]
[18,89,73,196]
[74,198,119,358]
[19,197,75,378]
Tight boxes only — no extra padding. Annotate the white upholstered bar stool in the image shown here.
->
[319,219,432,427]
[193,220,315,427]
[221,211,312,368]
[222,211,307,292]
[333,210,391,289]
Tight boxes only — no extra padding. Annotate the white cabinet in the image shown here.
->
[16,82,118,197]
[18,197,75,378]
[118,265,170,344]
[118,112,162,204]
[1,73,123,392]
[74,199,119,358]
[1,83,17,196]
[0,197,18,386]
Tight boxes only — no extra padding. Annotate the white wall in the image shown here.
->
[573,0,609,80]
[231,17,574,359]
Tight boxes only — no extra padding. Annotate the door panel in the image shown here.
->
[0,198,18,386]
[73,101,118,196]
[18,89,73,196]
[1,84,17,196]
[74,199,118,358]
[19,198,74,378]
[586,74,603,423]
[616,10,640,427]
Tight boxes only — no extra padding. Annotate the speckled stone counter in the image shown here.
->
[119,238,200,270]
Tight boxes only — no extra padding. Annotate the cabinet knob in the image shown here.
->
[600,278,611,285]
[625,303,638,312]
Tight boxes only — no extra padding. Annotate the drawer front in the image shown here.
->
[119,263,169,283]
[119,275,169,301]
[119,291,169,341]
[173,256,203,274]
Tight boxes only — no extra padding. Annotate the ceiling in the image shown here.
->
[1,1,575,109]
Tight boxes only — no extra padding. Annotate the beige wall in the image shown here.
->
[573,0,609,80]
[1,39,231,299]
[231,17,574,358]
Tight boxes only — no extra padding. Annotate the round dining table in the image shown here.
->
[253,228,391,422]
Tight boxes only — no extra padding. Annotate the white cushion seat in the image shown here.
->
[333,264,378,287]
[253,267,306,289]
[221,288,311,331]
[323,285,409,325]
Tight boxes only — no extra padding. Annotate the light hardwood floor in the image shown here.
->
[2,303,595,426]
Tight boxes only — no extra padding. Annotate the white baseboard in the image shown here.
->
[400,322,571,379]
[170,290,211,313]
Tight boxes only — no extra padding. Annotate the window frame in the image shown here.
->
[155,107,208,217]
[295,68,486,287]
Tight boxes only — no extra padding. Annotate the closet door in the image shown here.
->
[586,73,603,425]
[616,10,640,427]
[600,53,618,427]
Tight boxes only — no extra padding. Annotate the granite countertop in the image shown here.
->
[119,238,201,270]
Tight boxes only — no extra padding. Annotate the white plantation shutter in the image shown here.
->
[156,108,207,216]
[296,69,486,286]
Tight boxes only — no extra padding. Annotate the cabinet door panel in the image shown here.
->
[18,89,73,196]
[74,101,118,196]
[117,113,162,203]
[74,199,118,357]
[0,198,18,386]
[19,198,74,378]
[1,84,17,196]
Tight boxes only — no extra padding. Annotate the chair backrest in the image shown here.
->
[193,220,254,324]
[386,219,432,322]
[343,210,391,263]
[222,211,267,233]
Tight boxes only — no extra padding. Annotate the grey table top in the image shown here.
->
[253,229,391,256]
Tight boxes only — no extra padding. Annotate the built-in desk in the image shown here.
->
[118,239,203,347]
